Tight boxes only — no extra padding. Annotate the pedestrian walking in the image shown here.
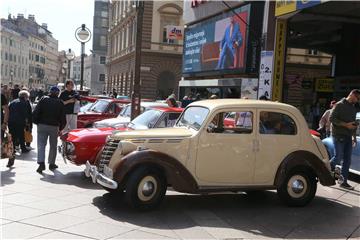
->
[59,80,80,131]
[7,90,32,167]
[33,86,66,173]
[318,100,336,138]
[11,84,20,100]
[1,92,9,141]
[166,95,179,108]
[330,89,360,190]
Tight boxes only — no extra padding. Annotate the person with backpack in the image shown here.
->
[33,86,66,173]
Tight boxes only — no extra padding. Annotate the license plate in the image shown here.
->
[103,166,113,178]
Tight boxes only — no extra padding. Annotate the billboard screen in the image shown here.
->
[183,4,250,76]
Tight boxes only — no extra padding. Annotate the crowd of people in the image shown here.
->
[1,83,359,191]
[1,80,80,173]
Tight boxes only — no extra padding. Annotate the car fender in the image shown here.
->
[113,149,198,193]
[274,150,335,187]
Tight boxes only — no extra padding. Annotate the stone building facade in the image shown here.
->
[0,24,29,86]
[106,1,183,99]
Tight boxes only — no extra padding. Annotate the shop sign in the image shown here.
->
[315,78,334,92]
[272,19,287,101]
[301,79,312,89]
[166,25,184,40]
[258,51,274,99]
[275,0,322,17]
[275,0,296,17]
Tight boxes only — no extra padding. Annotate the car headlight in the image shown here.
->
[66,142,75,154]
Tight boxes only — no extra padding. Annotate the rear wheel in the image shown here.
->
[277,169,317,207]
[125,166,166,210]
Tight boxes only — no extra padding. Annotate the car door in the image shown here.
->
[254,109,300,185]
[196,109,256,185]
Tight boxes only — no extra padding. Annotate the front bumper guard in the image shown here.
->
[85,161,118,189]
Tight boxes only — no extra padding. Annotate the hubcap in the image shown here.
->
[287,175,308,198]
[137,176,157,202]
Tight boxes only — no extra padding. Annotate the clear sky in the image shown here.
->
[1,0,95,55]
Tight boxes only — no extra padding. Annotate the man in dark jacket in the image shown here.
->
[330,89,360,190]
[7,90,32,167]
[33,86,66,173]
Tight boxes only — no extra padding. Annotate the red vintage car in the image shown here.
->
[61,107,183,165]
[77,98,130,128]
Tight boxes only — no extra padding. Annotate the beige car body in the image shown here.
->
[98,99,331,190]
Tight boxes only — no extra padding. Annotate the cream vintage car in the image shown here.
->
[85,99,335,209]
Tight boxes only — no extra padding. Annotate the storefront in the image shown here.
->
[180,1,264,99]
[272,0,360,123]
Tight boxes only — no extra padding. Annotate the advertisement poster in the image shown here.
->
[258,51,274,99]
[166,25,184,40]
[183,5,249,74]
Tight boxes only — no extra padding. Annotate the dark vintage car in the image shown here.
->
[61,107,183,165]
[77,98,130,128]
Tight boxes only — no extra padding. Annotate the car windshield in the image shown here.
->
[177,106,209,130]
[118,105,146,118]
[128,109,162,129]
[80,102,94,112]
[119,105,131,117]
[89,100,109,113]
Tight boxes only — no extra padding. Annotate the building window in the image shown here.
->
[101,18,108,28]
[9,39,13,46]
[35,55,39,62]
[14,55,16,62]
[100,10,107,17]
[5,52,8,60]
[160,15,180,44]
[5,65,8,76]
[99,74,105,82]
[9,54,12,61]
[100,56,106,64]
[100,36,106,47]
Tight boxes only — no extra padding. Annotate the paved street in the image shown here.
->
[1,138,360,239]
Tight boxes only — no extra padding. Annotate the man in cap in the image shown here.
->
[33,86,66,173]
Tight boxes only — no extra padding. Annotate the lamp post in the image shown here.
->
[75,24,91,90]
[130,1,144,120]
[65,48,75,79]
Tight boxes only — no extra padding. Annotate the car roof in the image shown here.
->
[188,99,298,112]
[151,106,184,112]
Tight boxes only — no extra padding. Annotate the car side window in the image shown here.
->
[208,111,253,134]
[157,113,180,128]
[107,103,115,114]
[259,111,297,135]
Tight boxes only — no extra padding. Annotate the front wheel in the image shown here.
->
[277,169,317,207]
[125,166,167,210]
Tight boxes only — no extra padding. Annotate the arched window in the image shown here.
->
[158,3,182,44]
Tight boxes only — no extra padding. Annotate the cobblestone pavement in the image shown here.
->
[1,141,359,239]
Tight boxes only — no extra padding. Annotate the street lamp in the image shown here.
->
[65,48,75,79]
[75,24,91,90]
[130,1,144,120]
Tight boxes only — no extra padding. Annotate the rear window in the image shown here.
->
[259,111,297,135]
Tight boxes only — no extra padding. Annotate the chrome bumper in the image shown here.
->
[84,161,118,189]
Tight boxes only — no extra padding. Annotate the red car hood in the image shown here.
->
[64,127,128,143]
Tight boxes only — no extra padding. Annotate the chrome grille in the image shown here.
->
[98,139,120,172]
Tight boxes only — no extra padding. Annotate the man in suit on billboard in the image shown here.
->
[216,16,243,70]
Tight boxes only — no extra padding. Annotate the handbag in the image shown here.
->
[1,130,14,158]
[24,129,33,143]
